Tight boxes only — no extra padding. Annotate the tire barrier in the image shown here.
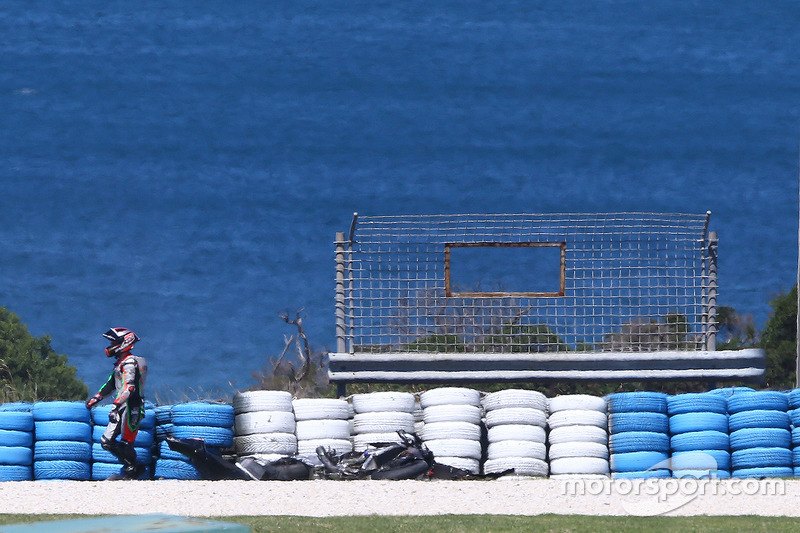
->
[91,404,156,480]
[0,406,34,481]
[727,391,791,479]
[293,398,352,456]
[9,388,800,482]
[352,392,416,452]
[419,388,483,474]
[547,394,609,477]
[607,392,669,479]
[234,391,296,462]
[482,389,548,477]
[32,401,91,480]
[666,393,730,479]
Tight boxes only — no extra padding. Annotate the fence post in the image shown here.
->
[706,231,718,351]
[334,232,347,397]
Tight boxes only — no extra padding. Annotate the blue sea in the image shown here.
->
[1,1,798,400]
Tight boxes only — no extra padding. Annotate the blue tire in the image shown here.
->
[610,451,669,473]
[607,392,668,414]
[155,424,174,440]
[0,429,33,448]
[732,467,793,479]
[90,462,152,480]
[670,449,731,471]
[0,446,33,466]
[707,387,754,398]
[172,425,234,448]
[732,447,792,469]
[669,412,728,434]
[171,403,235,428]
[608,412,669,434]
[154,459,202,480]
[611,469,671,479]
[673,469,730,479]
[0,412,34,432]
[34,420,91,442]
[667,394,727,415]
[727,392,789,414]
[0,402,32,413]
[789,389,800,409]
[158,440,190,460]
[670,430,729,452]
[32,401,91,423]
[731,428,791,451]
[608,431,669,453]
[34,460,90,480]
[0,465,32,481]
[34,440,91,462]
[155,405,173,425]
[728,410,790,432]
[791,448,800,467]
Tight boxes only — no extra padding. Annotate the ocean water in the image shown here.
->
[1,0,798,399]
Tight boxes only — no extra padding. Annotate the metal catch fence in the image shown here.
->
[335,212,717,356]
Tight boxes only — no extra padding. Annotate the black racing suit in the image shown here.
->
[92,352,148,477]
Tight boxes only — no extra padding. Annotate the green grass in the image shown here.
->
[1,515,799,533]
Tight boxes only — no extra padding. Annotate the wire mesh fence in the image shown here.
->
[335,212,716,355]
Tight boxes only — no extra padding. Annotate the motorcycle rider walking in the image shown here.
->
[85,327,148,480]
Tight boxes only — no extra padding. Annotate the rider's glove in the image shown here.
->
[108,402,123,424]
[85,393,103,409]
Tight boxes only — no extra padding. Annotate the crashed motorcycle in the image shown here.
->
[316,430,435,480]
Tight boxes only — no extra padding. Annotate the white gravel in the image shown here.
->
[2,478,800,517]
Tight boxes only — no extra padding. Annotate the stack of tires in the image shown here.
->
[607,392,670,479]
[547,394,609,478]
[154,405,174,443]
[418,388,483,475]
[790,389,800,477]
[293,398,353,456]
[728,391,792,479]
[233,391,297,461]
[481,389,548,477]
[667,393,730,479]
[351,392,416,452]
[90,404,156,480]
[32,401,92,481]
[155,402,234,480]
[0,403,34,481]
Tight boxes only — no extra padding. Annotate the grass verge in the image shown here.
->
[1,514,799,533]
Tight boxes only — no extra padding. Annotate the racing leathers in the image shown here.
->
[87,352,148,478]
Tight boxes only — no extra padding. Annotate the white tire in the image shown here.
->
[234,411,296,436]
[548,441,609,460]
[483,457,548,476]
[234,432,297,455]
[238,453,287,464]
[549,457,610,475]
[435,456,480,474]
[548,394,607,413]
[353,432,404,451]
[295,419,351,441]
[548,410,607,429]
[482,390,548,412]
[487,424,546,444]
[485,407,546,428]
[422,421,481,441]
[232,391,293,414]
[419,388,481,408]
[292,399,351,421]
[424,438,482,460]
[422,404,482,425]
[548,425,608,445]
[487,440,546,461]
[296,438,353,455]
[352,412,415,434]
[351,392,416,413]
